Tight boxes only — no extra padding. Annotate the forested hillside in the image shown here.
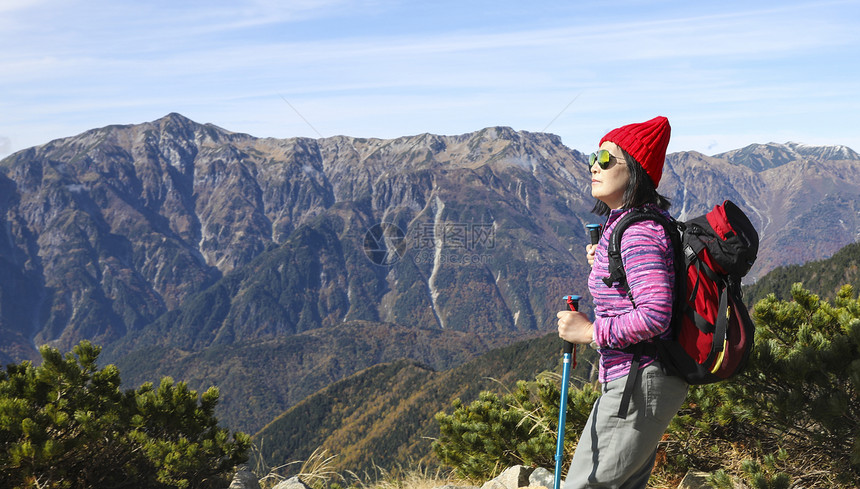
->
[253,333,598,474]
[114,322,536,432]
[744,240,860,305]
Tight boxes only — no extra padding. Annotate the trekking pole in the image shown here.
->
[553,225,600,489]
[554,294,580,489]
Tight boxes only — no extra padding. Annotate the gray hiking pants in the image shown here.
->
[562,363,688,489]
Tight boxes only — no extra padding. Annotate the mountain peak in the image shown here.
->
[161,112,193,123]
[785,141,859,161]
[155,112,206,133]
[715,141,859,171]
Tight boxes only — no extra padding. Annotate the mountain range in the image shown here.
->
[1,113,859,434]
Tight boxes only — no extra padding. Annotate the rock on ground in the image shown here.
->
[229,468,261,489]
[480,466,534,489]
[528,467,553,489]
[678,471,712,489]
[272,476,313,489]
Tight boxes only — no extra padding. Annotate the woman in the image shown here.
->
[557,116,688,489]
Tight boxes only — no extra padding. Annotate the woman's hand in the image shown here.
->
[557,310,595,344]
[586,244,596,267]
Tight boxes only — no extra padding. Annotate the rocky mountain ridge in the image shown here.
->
[1,113,859,432]
[715,141,859,171]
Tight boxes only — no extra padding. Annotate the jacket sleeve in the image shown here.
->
[593,220,675,349]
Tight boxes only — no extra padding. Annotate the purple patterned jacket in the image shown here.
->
[589,204,675,383]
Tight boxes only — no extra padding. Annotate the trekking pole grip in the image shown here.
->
[562,295,581,354]
[585,224,603,244]
[587,223,602,246]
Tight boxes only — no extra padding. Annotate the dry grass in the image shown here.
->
[352,463,470,489]
[247,436,850,489]
[252,445,344,489]
[250,443,471,489]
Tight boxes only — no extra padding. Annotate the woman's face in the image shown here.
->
[590,141,630,210]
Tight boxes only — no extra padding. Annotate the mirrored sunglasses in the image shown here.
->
[588,149,616,170]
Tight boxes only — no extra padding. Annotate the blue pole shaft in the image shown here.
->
[553,346,573,489]
[554,295,580,489]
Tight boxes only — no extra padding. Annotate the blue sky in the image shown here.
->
[2,0,859,158]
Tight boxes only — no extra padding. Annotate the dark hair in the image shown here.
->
[591,147,671,216]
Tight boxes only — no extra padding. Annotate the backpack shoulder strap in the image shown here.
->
[603,208,681,289]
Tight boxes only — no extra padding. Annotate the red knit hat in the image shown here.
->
[600,116,671,188]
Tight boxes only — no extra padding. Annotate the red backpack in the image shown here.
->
[603,201,759,417]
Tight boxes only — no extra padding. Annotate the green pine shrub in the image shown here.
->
[666,283,859,487]
[0,341,250,488]
[432,373,600,480]
[706,451,792,489]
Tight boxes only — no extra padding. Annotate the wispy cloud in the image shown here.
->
[1,0,858,157]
